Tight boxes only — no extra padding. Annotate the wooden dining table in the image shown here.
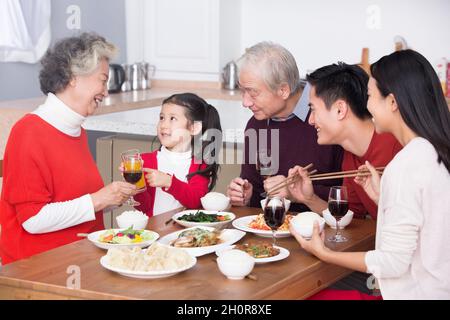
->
[0,207,376,300]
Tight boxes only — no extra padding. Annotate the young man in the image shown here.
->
[287,62,402,220]
[226,42,343,212]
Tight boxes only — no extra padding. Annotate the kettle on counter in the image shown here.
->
[222,61,239,90]
[107,64,125,93]
[130,62,156,91]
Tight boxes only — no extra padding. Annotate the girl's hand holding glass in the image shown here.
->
[143,168,173,189]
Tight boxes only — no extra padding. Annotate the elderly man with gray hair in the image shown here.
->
[226,42,343,212]
[0,33,138,264]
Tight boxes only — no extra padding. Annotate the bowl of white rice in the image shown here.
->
[290,211,325,239]
[116,210,149,229]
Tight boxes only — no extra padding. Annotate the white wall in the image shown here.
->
[240,0,450,77]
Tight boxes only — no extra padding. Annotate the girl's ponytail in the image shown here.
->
[196,103,222,190]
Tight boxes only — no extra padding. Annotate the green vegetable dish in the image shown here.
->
[177,210,230,223]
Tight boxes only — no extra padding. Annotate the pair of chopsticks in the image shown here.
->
[260,163,316,198]
[308,167,385,181]
[262,164,385,197]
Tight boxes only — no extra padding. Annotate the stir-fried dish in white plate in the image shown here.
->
[232,215,293,238]
[158,226,246,257]
[216,241,290,264]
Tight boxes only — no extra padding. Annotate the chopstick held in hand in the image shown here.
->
[262,163,315,198]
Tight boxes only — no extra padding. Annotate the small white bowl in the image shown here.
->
[217,249,255,280]
[260,198,291,212]
[290,212,325,239]
[116,210,149,230]
[201,192,230,211]
[322,209,354,229]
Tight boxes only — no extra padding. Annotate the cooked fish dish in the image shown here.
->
[171,228,221,248]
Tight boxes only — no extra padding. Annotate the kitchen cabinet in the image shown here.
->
[125,0,241,82]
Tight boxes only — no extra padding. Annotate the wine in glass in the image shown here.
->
[263,196,286,246]
[121,149,144,206]
[256,148,275,179]
[328,186,349,243]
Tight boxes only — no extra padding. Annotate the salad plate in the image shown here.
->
[87,227,159,250]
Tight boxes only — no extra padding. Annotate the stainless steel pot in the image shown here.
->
[222,61,238,90]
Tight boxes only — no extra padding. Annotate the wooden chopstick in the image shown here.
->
[263,163,314,197]
[265,167,384,196]
[265,175,301,197]
[309,171,383,181]
[308,166,385,178]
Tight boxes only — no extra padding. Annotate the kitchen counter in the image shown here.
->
[0,80,241,115]
[0,206,376,300]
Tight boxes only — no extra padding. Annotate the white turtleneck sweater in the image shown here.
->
[22,93,96,234]
[153,146,192,216]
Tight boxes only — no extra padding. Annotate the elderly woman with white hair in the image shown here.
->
[0,33,137,264]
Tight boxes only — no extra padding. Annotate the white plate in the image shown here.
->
[99,254,196,279]
[88,229,159,250]
[171,210,236,228]
[232,215,292,238]
[215,245,290,264]
[158,226,246,257]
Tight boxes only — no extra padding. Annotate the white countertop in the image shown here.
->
[82,99,253,143]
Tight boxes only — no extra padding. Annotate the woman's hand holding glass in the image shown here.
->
[354,161,381,205]
[90,181,138,212]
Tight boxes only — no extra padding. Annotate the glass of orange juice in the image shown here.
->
[121,149,146,206]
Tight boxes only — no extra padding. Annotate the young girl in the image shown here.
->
[290,50,450,299]
[134,93,222,216]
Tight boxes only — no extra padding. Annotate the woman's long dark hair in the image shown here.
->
[371,49,450,173]
[162,93,222,190]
